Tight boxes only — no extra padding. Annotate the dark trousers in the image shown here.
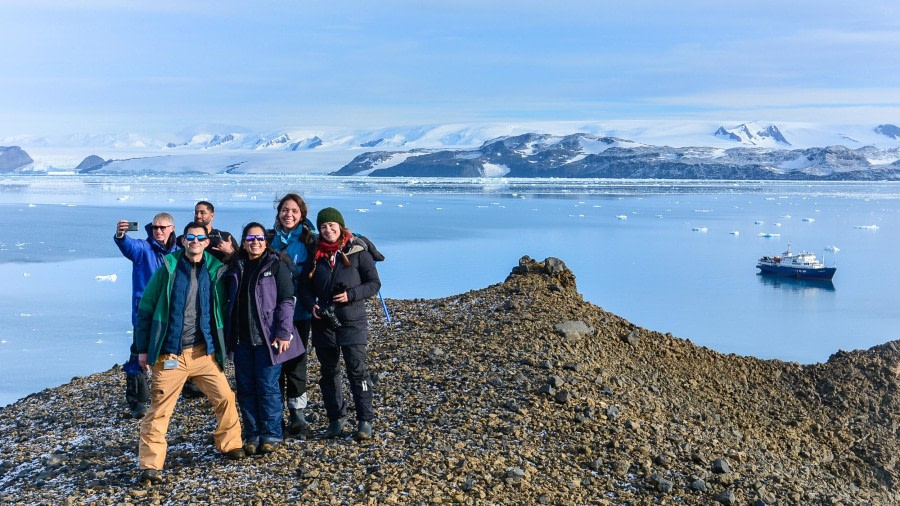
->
[125,339,149,409]
[280,320,311,409]
[234,339,284,443]
[317,344,374,422]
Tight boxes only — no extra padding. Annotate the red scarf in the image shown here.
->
[314,231,351,267]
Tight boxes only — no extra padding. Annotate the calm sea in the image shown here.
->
[1,175,899,406]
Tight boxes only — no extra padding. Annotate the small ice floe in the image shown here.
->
[373,200,382,205]
[19,313,31,317]
[117,195,130,201]
[781,215,792,219]
[691,227,708,232]
[396,204,404,208]
[824,245,840,253]
[802,218,815,222]
[615,215,628,220]
[693,209,712,213]
[28,203,37,207]
[656,215,664,218]
[758,233,781,238]
[355,208,369,213]
[16,242,27,248]
[593,205,602,208]
[754,220,764,225]
[765,197,775,201]
[854,225,879,230]
[22,272,30,277]
[96,274,117,282]
[0,340,6,344]
[774,223,782,227]
[435,207,443,211]
[730,231,740,235]
[95,339,104,344]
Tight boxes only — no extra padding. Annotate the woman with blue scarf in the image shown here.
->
[269,193,317,434]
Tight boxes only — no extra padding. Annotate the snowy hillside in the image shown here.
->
[2,120,899,176]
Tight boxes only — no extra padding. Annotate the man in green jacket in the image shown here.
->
[135,221,245,485]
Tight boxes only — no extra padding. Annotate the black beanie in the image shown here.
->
[316,207,345,228]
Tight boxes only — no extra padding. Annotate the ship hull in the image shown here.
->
[757,264,836,280]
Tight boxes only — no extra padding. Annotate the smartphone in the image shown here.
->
[127,221,139,231]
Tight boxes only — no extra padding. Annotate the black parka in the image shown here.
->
[300,237,381,347]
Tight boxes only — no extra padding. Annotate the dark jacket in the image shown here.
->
[300,236,381,347]
[134,250,228,369]
[269,219,316,321]
[115,223,180,325]
[226,251,303,365]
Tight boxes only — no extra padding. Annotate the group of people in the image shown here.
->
[114,197,381,485]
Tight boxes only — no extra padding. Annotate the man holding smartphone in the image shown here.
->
[115,213,180,419]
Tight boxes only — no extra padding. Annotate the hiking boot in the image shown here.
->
[258,442,280,455]
[288,408,308,435]
[131,403,148,419]
[354,420,373,441]
[243,442,258,456]
[137,469,161,486]
[324,418,346,439]
[224,448,246,460]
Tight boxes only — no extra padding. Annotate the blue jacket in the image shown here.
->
[115,223,180,326]
[269,219,316,321]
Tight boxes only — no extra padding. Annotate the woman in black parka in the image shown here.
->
[301,207,381,441]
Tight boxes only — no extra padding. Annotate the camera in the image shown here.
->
[318,305,342,329]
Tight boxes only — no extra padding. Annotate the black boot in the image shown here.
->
[288,408,308,435]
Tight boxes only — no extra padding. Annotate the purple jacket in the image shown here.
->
[226,252,304,365]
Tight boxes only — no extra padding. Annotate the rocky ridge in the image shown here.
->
[0,257,898,504]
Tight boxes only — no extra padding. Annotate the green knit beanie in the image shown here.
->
[316,207,345,229]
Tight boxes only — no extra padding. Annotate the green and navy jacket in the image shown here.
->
[134,250,229,369]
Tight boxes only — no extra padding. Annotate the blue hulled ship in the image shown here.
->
[757,244,836,280]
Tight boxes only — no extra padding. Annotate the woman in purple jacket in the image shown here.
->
[226,222,304,455]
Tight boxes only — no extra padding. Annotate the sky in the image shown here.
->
[2,0,900,138]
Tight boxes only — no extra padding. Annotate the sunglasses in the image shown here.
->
[245,235,266,242]
[151,225,172,230]
[184,234,208,242]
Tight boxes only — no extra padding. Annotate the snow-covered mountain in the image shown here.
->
[2,120,900,177]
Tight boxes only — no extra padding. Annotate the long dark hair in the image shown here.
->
[274,193,314,244]
[238,222,280,261]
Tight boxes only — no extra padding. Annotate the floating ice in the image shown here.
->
[95,274,117,282]
[754,220,764,225]
[27,203,36,207]
[117,196,130,201]
[781,215,792,219]
[355,208,369,213]
[824,245,840,252]
[691,227,708,232]
[95,339,104,344]
[758,233,781,238]
[854,225,879,230]
[373,200,382,205]
[22,272,30,277]
[774,223,782,227]
[802,218,815,222]
[693,209,712,213]
[615,215,628,220]
[730,231,740,235]
[656,215,663,218]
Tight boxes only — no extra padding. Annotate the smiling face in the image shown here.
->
[151,218,174,244]
[193,204,214,230]
[182,226,208,261]
[319,222,342,244]
[243,225,267,260]
[278,198,303,231]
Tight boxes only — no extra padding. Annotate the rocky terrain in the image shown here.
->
[1,257,898,504]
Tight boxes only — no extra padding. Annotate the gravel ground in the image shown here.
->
[1,256,897,505]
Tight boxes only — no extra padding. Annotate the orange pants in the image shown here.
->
[138,344,242,470]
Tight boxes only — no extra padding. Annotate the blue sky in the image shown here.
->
[2,0,899,137]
